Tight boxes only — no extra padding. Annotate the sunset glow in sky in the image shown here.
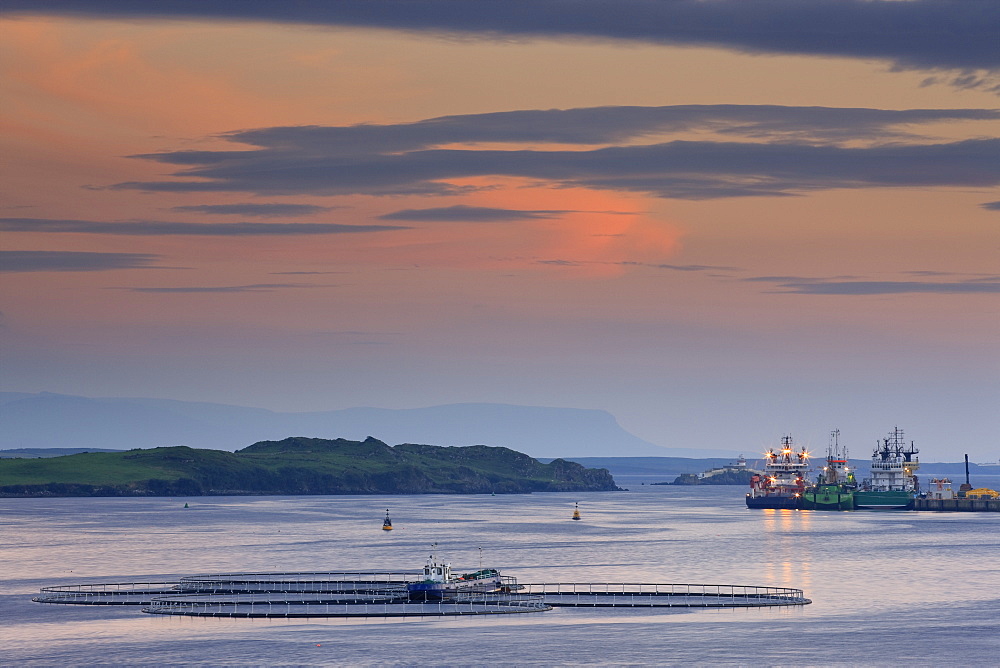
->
[2,1,998,460]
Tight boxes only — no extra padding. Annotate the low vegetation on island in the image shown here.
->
[0,436,621,497]
[667,470,757,485]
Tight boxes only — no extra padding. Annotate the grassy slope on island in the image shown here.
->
[664,470,757,485]
[0,436,620,496]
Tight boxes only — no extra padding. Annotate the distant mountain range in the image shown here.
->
[0,392,738,458]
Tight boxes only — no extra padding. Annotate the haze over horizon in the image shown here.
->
[2,2,998,462]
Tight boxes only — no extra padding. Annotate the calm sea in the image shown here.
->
[2,485,998,666]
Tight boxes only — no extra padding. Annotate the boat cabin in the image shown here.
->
[926,478,955,500]
[422,556,452,583]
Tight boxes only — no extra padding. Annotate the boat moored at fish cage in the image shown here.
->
[405,545,514,600]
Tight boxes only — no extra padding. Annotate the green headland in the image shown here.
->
[0,436,620,497]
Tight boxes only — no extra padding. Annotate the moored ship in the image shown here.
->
[746,436,809,509]
[700,455,762,483]
[854,427,919,510]
[802,429,855,510]
[406,545,509,600]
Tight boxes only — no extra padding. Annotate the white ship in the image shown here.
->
[406,545,509,600]
[855,427,920,509]
[746,436,809,509]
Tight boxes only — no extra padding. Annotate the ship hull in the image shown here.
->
[853,490,915,510]
[406,577,501,600]
[802,485,854,511]
[746,495,801,510]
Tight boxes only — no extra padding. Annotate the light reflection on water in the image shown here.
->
[2,486,998,666]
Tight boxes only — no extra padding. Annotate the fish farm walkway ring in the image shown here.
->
[34,571,810,617]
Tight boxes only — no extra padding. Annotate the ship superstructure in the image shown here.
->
[803,429,855,510]
[746,436,809,509]
[925,478,955,500]
[855,427,920,509]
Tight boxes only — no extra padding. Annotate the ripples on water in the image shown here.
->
[2,485,998,666]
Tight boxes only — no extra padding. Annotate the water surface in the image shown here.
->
[2,486,998,665]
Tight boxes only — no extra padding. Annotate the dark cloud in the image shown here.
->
[538,260,736,272]
[0,218,406,235]
[270,271,348,275]
[981,201,1000,211]
[748,275,1000,295]
[0,250,161,272]
[311,330,402,346]
[628,262,737,272]
[121,283,321,293]
[779,281,1000,295]
[6,1,999,71]
[149,106,1000,156]
[901,271,1000,279]
[170,203,336,217]
[744,275,814,283]
[379,205,568,222]
[110,105,1000,200]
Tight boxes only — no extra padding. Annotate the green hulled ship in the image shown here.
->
[803,429,855,511]
[854,427,919,510]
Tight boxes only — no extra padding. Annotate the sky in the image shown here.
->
[1,1,998,461]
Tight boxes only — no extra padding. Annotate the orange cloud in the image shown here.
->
[423,179,682,277]
[221,181,682,278]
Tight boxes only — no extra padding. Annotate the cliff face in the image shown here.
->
[0,437,621,497]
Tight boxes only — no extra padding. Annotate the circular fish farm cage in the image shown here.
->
[175,571,420,594]
[146,592,551,617]
[32,582,179,606]
[34,571,809,618]
[519,582,810,607]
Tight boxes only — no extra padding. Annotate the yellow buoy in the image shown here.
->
[572,502,581,520]
[382,508,393,530]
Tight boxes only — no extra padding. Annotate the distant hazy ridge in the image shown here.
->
[0,392,735,458]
